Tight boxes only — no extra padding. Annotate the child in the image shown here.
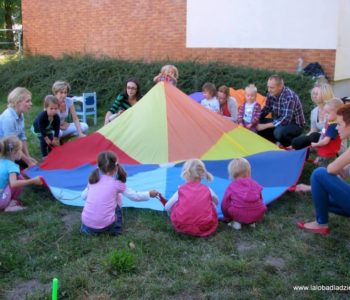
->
[32,95,60,158]
[0,136,43,212]
[221,158,266,230]
[80,151,159,236]
[153,64,179,86]
[311,98,344,167]
[200,82,220,113]
[237,84,261,132]
[164,159,218,237]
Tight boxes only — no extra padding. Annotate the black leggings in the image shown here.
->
[291,132,321,150]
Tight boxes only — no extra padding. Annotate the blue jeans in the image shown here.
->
[80,206,123,236]
[311,167,350,224]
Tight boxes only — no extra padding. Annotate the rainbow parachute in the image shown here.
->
[26,82,306,218]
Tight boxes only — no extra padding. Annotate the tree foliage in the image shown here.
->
[0,0,21,45]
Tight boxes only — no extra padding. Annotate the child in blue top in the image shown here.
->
[0,136,42,212]
[32,95,60,158]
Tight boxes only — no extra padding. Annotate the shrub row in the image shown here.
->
[0,54,314,123]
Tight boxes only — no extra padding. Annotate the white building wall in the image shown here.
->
[334,0,350,81]
[187,0,338,49]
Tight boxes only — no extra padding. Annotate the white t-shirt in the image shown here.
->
[201,97,220,113]
[243,102,255,124]
[58,97,74,124]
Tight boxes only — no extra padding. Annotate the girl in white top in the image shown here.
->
[200,82,220,113]
[52,81,89,139]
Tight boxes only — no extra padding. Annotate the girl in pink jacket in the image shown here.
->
[165,159,218,237]
[221,158,266,230]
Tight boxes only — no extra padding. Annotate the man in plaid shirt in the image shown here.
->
[257,75,305,147]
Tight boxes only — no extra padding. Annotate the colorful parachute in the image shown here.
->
[26,82,306,218]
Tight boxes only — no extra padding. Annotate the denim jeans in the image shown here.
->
[80,206,123,236]
[311,167,350,224]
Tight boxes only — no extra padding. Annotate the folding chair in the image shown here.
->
[74,92,97,125]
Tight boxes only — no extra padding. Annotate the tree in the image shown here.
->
[0,0,21,46]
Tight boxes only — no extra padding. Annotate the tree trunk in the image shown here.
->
[4,0,14,44]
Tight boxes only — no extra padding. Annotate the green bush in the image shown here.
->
[0,55,315,125]
[105,249,136,276]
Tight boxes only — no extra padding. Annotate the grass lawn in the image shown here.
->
[1,55,350,299]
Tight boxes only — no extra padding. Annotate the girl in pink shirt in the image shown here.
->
[221,158,266,230]
[81,151,158,236]
[165,159,218,237]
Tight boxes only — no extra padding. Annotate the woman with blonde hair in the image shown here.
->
[165,159,218,237]
[292,83,335,149]
[0,87,37,168]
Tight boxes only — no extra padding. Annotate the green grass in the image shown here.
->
[1,55,349,299]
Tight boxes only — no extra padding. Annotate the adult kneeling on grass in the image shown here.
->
[0,87,38,168]
[298,103,350,235]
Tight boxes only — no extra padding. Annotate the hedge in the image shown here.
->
[0,54,315,124]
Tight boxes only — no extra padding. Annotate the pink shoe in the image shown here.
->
[297,221,330,235]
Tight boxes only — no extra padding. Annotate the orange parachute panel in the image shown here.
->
[229,87,266,108]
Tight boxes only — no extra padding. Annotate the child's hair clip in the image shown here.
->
[7,142,14,152]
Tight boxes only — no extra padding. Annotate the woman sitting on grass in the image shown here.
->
[104,78,142,125]
[52,80,88,140]
[298,103,350,235]
[292,83,334,150]
[217,85,238,122]
[0,87,38,168]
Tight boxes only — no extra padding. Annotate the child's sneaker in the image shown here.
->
[4,200,26,212]
[249,223,256,228]
[228,221,241,230]
[5,205,26,212]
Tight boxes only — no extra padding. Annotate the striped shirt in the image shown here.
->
[109,94,132,114]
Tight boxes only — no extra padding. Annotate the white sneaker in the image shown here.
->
[4,205,26,212]
[249,223,256,228]
[228,221,241,230]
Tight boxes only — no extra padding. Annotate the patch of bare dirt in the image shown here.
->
[264,256,286,271]
[236,241,259,253]
[61,210,81,231]
[4,279,51,300]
